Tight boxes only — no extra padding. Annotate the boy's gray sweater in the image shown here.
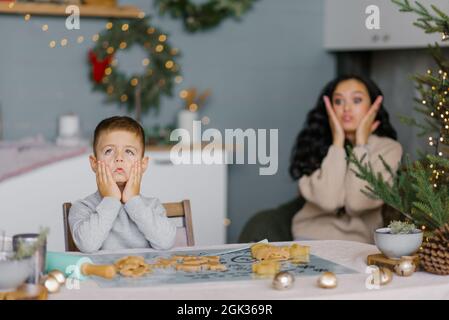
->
[69,192,176,253]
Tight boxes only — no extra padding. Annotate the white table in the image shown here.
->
[52,240,449,300]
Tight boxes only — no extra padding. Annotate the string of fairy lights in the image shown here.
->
[443,30,449,41]
[420,67,449,195]
[10,1,212,124]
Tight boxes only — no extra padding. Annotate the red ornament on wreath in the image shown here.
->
[89,50,113,84]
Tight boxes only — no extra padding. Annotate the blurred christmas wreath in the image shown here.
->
[88,17,181,120]
[155,0,258,33]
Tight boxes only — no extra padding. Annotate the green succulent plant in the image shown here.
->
[388,221,417,234]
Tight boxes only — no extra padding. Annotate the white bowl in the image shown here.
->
[374,228,423,259]
[0,252,32,292]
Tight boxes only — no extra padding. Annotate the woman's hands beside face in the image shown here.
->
[355,96,382,146]
[324,95,345,148]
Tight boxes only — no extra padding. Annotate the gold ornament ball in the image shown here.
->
[48,270,66,285]
[379,267,393,285]
[394,256,416,277]
[41,275,60,293]
[317,272,337,289]
[272,271,295,290]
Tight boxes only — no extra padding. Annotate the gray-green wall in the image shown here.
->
[0,0,335,242]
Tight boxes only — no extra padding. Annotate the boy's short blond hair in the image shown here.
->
[93,116,145,156]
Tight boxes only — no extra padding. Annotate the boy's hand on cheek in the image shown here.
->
[122,160,143,203]
[96,161,122,201]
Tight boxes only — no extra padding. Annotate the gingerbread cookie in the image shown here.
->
[115,256,145,269]
[250,243,268,257]
[181,259,208,266]
[153,258,177,269]
[251,244,290,261]
[267,246,290,260]
[206,262,227,271]
[171,255,192,262]
[252,260,280,275]
[251,243,310,262]
[175,263,203,272]
[169,255,227,272]
[115,256,151,277]
[290,243,310,263]
[204,256,220,264]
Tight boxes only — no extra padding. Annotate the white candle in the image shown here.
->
[177,110,200,145]
[59,114,80,138]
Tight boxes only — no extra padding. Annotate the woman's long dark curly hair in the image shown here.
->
[289,74,398,181]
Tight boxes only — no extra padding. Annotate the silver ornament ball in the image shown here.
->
[48,270,66,285]
[41,275,60,293]
[379,267,393,285]
[272,271,295,290]
[317,272,337,289]
[394,256,416,277]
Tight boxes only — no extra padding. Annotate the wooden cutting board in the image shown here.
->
[367,253,420,270]
[0,284,48,300]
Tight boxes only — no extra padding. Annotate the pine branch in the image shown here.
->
[416,148,427,160]
[344,1,449,231]
[428,44,449,72]
[431,5,449,21]
[347,148,449,229]
[409,158,449,227]
[424,117,441,133]
[398,115,436,137]
[346,147,409,216]
[392,0,449,35]
[411,102,429,114]
[428,154,449,167]
[411,206,439,229]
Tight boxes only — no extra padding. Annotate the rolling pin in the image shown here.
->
[45,252,116,280]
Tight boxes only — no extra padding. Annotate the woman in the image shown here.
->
[289,75,402,244]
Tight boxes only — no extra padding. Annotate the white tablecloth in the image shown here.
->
[52,240,449,300]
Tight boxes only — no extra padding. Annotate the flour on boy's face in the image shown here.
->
[95,130,143,183]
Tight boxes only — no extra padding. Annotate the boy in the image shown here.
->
[69,116,176,253]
